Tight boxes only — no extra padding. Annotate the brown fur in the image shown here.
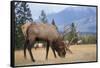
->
[21,23,66,62]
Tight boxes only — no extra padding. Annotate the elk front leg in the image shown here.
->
[46,41,50,60]
[51,45,57,58]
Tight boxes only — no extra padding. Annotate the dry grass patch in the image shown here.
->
[15,44,97,66]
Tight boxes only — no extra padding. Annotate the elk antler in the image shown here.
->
[67,37,77,48]
[65,37,77,54]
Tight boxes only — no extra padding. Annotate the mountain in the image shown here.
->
[47,6,96,33]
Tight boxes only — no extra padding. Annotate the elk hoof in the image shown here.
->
[32,59,35,62]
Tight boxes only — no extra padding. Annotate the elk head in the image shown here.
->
[52,40,66,58]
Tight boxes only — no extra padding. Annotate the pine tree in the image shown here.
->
[52,19,58,30]
[15,2,33,24]
[14,2,33,49]
[39,10,48,23]
[67,23,78,41]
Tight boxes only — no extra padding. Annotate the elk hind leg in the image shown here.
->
[24,40,28,59]
[27,40,35,62]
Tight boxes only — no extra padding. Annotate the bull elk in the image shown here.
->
[21,22,67,62]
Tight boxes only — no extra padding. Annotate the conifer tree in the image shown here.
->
[15,2,33,49]
[39,10,48,23]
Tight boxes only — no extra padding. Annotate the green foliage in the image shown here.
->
[65,23,78,41]
[15,2,33,49]
[80,35,96,44]
[15,2,33,23]
[39,10,48,23]
[15,23,24,49]
[64,23,96,44]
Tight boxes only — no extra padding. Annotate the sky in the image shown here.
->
[28,3,70,20]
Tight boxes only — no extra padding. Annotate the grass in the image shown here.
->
[14,44,97,66]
